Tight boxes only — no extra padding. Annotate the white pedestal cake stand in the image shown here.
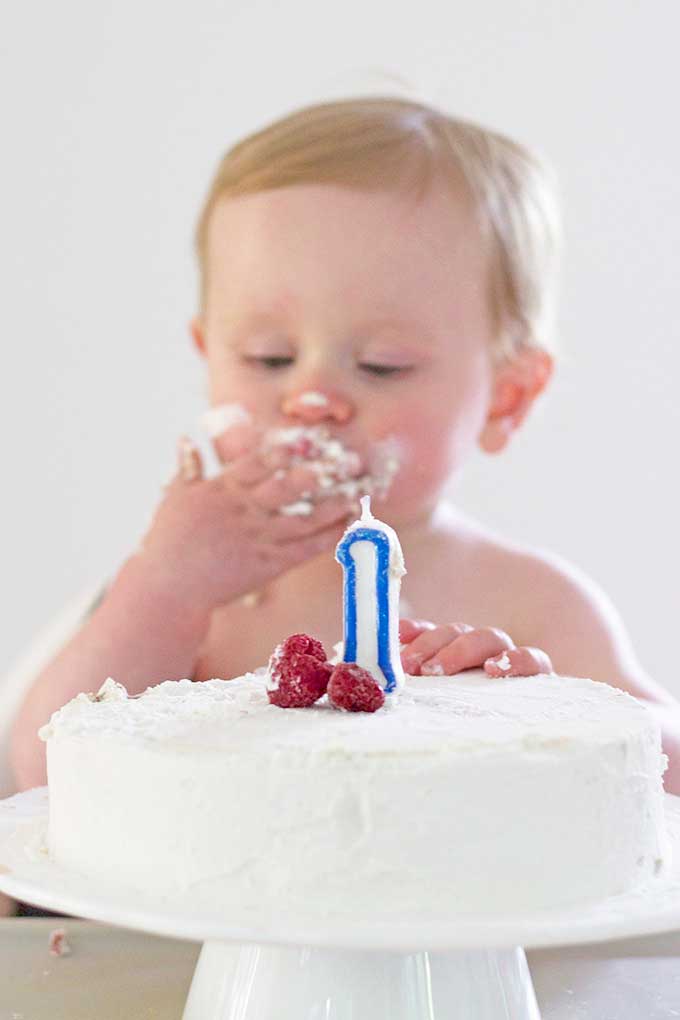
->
[2,789,680,1020]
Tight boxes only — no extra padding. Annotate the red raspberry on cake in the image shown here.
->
[327,663,385,713]
[278,633,327,662]
[267,633,332,708]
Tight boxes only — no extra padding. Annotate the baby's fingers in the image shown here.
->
[484,646,553,678]
[163,436,203,493]
[269,497,356,565]
[399,618,436,645]
[268,492,354,543]
[419,627,515,676]
[200,404,265,465]
[177,436,203,482]
[248,463,341,513]
[401,623,475,674]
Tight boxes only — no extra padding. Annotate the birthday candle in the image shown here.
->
[335,495,406,693]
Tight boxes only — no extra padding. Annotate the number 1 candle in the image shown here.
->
[335,495,406,693]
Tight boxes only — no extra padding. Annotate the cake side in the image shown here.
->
[40,671,670,918]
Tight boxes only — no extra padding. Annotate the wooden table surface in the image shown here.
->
[1,918,680,1018]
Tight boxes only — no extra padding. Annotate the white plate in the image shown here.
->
[2,788,680,952]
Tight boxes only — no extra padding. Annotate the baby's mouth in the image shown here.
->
[199,404,403,512]
[263,424,402,505]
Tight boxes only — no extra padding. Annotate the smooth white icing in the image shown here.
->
[40,671,671,919]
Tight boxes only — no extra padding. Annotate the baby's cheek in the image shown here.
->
[371,420,454,500]
[400,439,453,490]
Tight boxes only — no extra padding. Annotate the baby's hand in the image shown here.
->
[138,430,360,617]
[399,619,553,678]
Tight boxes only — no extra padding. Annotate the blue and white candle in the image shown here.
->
[335,495,406,693]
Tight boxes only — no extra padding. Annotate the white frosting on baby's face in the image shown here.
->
[199,403,252,438]
[296,391,329,407]
[265,425,403,509]
[366,435,403,499]
[197,405,403,509]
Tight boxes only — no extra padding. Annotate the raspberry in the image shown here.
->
[268,654,332,708]
[279,633,327,663]
[267,632,332,708]
[327,663,385,713]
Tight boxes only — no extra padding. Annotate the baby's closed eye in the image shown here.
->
[245,355,294,369]
[357,362,413,377]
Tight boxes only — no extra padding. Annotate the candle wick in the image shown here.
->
[360,494,373,521]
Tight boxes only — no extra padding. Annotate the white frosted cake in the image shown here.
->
[39,668,670,919]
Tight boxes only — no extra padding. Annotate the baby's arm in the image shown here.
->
[10,435,356,791]
[515,552,680,794]
[399,550,680,793]
[10,554,212,791]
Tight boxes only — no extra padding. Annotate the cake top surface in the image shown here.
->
[39,670,654,756]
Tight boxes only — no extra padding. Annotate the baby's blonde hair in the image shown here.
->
[195,96,561,362]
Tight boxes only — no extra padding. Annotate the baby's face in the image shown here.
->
[194,180,497,525]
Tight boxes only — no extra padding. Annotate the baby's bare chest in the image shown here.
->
[193,589,344,681]
[191,551,527,681]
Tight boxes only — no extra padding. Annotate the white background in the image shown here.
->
[2,1,678,692]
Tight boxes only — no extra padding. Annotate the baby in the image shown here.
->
[10,95,680,793]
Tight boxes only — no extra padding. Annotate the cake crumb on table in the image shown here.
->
[48,927,71,957]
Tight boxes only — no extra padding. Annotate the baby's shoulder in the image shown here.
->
[434,503,666,691]
[431,499,584,585]
[430,503,619,653]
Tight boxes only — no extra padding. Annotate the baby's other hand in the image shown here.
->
[399,619,553,677]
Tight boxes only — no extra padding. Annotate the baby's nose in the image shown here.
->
[281,388,354,425]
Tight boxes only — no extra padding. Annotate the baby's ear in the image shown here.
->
[478,348,553,454]
[189,316,207,356]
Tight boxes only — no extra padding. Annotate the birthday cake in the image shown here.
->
[39,668,669,919]
[36,497,670,920]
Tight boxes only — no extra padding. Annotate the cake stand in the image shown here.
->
[3,789,680,1020]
